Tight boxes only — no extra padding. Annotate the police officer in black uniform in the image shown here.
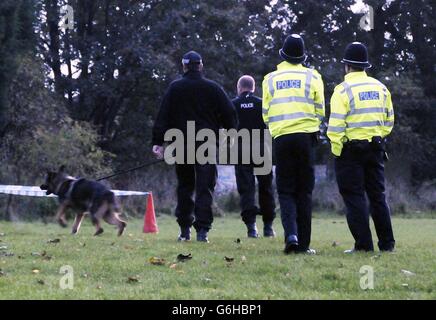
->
[232,75,276,238]
[152,51,237,243]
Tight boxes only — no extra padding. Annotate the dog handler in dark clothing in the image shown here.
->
[152,51,237,243]
[232,75,276,238]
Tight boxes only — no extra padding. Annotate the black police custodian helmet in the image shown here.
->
[182,51,202,65]
[279,34,306,64]
[341,42,372,69]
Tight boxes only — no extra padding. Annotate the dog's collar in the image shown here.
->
[64,179,82,199]
[56,179,78,197]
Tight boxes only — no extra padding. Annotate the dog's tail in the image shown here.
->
[104,191,121,213]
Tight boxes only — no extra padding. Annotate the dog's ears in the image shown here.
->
[40,184,48,190]
[58,165,66,173]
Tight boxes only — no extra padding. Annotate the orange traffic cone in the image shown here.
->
[143,192,158,233]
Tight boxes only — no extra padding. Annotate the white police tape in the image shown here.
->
[0,185,150,197]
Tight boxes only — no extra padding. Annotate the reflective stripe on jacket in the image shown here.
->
[262,61,325,138]
[327,71,394,156]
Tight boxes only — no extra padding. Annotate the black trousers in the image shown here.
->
[175,163,217,231]
[275,133,316,251]
[335,144,395,251]
[235,165,276,225]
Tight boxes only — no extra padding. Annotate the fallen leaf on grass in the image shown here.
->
[0,269,5,276]
[42,251,52,259]
[0,246,8,250]
[0,233,5,237]
[31,251,52,260]
[285,272,291,277]
[169,263,177,269]
[0,252,14,257]
[401,269,416,276]
[96,285,102,289]
[47,239,60,244]
[224,256,234,262]
[203,278,212,282]
[176,253,192,262]
[127,276,140,283]
[149,257,165,265]
[32,269,40,274]
[241,255,247,262]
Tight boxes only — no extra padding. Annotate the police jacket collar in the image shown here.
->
[183,70,203,79]
[344,71,367,81]
[239,91,253,98]
[276,61,303,70]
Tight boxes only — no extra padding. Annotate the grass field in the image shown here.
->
[0,214,435,299]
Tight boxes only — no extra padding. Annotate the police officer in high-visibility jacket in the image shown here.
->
[262,34,325,254]
[327,42,395,253]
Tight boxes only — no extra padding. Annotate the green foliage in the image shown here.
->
[0,56,111,219]
[382,71,436,184]
[0,0,36,130]
[0,56,111,182]
[0,0,435,218]
[28,120,112,176]
[32,0,435,183]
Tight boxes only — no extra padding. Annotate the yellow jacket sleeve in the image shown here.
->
[381,88,394,137]
[327,86,349,156]
[313,70,325,120]
[262,75,272,125]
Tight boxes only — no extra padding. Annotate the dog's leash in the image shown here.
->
[96,159,164,181]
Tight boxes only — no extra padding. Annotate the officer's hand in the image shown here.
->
[152,145,164,159]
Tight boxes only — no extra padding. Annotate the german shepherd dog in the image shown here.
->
[40,166,127,236]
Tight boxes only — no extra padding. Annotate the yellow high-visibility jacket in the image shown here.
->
[262,62,325,138]
[327,71,394,156]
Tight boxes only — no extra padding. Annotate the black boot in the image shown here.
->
[284,234,299,254]
[177,226,191,242]
[263,222,276,238]
[196,229,209,243]
[246,223,259,238]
